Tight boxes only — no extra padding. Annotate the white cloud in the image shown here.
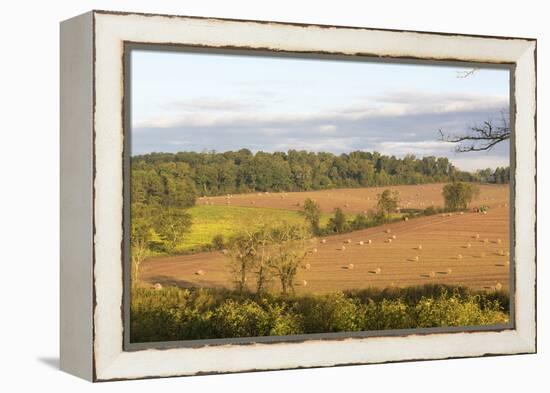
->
[135,92,507,131]
[318,124,337,133]
[374,140,454,156]
[162,97,260,112]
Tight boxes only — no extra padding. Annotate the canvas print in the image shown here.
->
[128,49,511,344]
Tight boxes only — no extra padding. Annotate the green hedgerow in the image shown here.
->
[130,285,509,343]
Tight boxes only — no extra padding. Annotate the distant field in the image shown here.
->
[198,183,508,214]
[141,183,510,292]
[179,205,330,251]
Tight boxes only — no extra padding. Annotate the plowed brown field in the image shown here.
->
[198,183,507,214]
[141,184,510,292]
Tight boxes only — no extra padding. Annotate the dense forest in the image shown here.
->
[131,149,510,208]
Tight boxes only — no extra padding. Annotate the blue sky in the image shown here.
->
[131,49,510,171]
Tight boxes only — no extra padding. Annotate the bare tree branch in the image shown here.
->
[456,68,480,79]
[439,110,510,152]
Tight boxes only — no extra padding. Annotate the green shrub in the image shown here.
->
[296,292,366,333]
[350,213,372,230]
[212,299,271,337]
[423,205,438,216]
[211,234,225,250]
[130,284,510,343]
[415,292,508,327]
[328,208,348,233]
[265,302,304,336]
[372,299,414,330]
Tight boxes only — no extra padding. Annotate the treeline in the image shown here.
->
[475,167,510,184]
[132,150,509,204]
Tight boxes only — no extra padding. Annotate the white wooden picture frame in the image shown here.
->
[60,10,536,381]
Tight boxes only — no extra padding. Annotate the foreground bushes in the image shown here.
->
[130,284,509,343]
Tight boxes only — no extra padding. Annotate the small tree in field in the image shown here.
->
[227,230,260,294]
[211,234,225,250]
[227,222,309,295]
[377,189,400,218]
[329,207,347,233]
[154,207,192,252]
[442,182,480,211]
[303,198,321,235]
[227,225,274,295]
[269,223,309,295]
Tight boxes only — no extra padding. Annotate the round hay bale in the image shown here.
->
[305,263,311,270]
[345,239,352,244]
[375,267,381,274]
[358,241,364,245]
[475,234,480,239]
[391,235,397,239]
[414,256,420,262]
[446,268,452,274]
[367,239,372,244]
[312,248,318,253]
[302,280,308,287]
[321,239,327,244]
[429,271,436,278]
[195,270,205,276]
[417,244,423,250]
[386,238,392,244]
[495,282,503,291]
[341,245,346,251]
[466,243,472,248]
[497,238,502,244]
[403,216,409,221]
[153,283,163,290]
[385,229,392,234]
[348,263,354,270]
[457,254,463,260]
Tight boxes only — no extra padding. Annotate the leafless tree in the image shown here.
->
[441,68,511,152]
[439,110,510,152]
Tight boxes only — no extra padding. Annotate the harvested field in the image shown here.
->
[197,183,507,214]
[141,184,510,293]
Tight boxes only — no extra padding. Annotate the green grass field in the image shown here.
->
[177,205,331,252]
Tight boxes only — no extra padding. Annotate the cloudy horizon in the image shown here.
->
[131,50,510,172]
